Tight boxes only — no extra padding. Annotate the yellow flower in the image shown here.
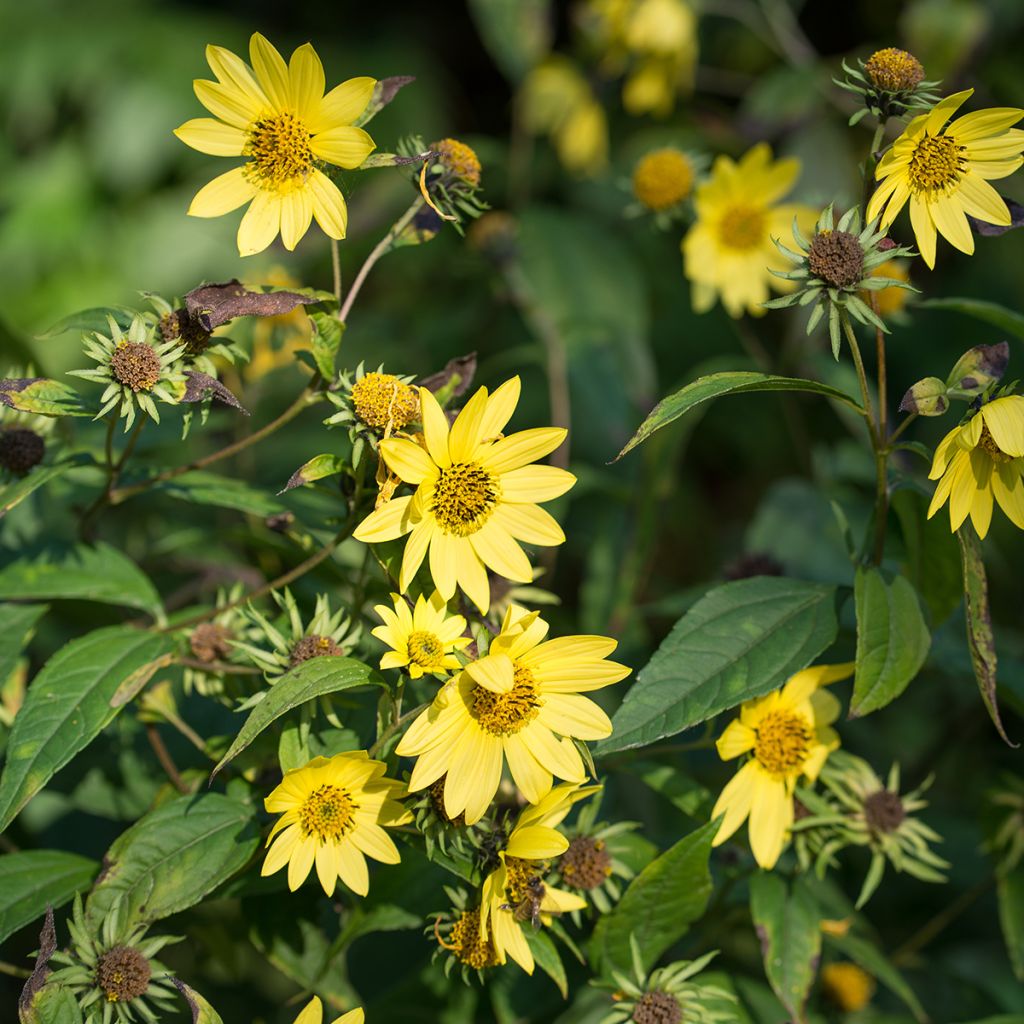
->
[632,148,694,210]
[395,606,630,824]
[371,591,470,679]
[478,784,594,973]
[175,33,377,256]
[865,258,911,317]
[711,663,852,869]
[621,0,698,117]
[866,89,1024,269]
[292,996,364,1024]
[261,751,408,896]
[820,962,875,1013]
[352,377,575,614]
[927,395,1024,538]
[682,144,816,318]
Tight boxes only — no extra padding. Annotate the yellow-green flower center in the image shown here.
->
[864,48,925,93]
[979,423,1013,462]
[632,148,693,210]
[754,709,812,776]
[471,666,541,735]
[430,462,500,536]
[907,134,965,195]
[407,629,446,670]
[351,372,419,430]
[717,205,766,251]
[299,783,357,841]
[246,111,314,191]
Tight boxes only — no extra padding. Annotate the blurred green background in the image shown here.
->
[3,0,1024,1021]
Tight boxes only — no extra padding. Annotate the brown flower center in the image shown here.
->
[245,111,314,190]
[110,342,161,392]
[298,783,357,841]
[430,462,500,536]
[0,428,45,475]
[863,789,905,833]
[189,622,234,663]
[632,990,682,1024]
[754,710,813,777]
[471,665,541,736]
[559,836,612,890]
[808,229,865,288]
[717,205,766,251]
[864,48,925,93]
[289,634,344,667]
[908,134,966,195]
[430,138,482,186]
[96,946,151,1003]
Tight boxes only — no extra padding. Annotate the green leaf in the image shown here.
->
[308,310,344,377]
[0,850,98,944]
[153,470,285,517]
[629,761,713,820]
[37,306,135,340]
[919,297,1024,342]
[850,568,930,717]
[749,874,820,1022]
[590,819,717,975]
[211,657,384,779]
[0,378,90,418]
[1,456,93,518]
[824,931,927,1022]
[597,578,838,755]
[20,984,83,1024]
[997,862,1024,981]
[615,372,863,460]
[172,980,225,1024]
[956,527,1015,746]
[0,627,175,833]
[0,543,163,619]
[282,453,346,493]
[525,930,568,997]
[467,0,552,82]
[892,489,962,626]
[86,792,258,930]
[0,603,47,687]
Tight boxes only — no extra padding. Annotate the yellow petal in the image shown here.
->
[480,428,568,474]
[992,462,1024,529]
[465,652,515,693]
[308,169,348,240]
[716,719,756,760]
[981,396,1024,457]
[456,544,490,613]
[399,518,434,591]
[205,44,268,107]
[428,529,459,599]
[280,188,313,251]
[499,465,576,503]
[909,196,937,269]
[448,386,490,463]
[747,773,791,869]
[351,822,401,865]
[948,107,1024,143]
[311,125,377,169]
[931,195,974,255]
[521,722,585,782]
[810,688,842,728]
[948,452,979,531]
[710,760,758,846]
[930,425,963,480]
[353,495,414,542]
[380,437,435,484]
[293,997,324,1024]
[956,172,1011,226]
[537,692,612,740]
[174,117,246,156]
[506,824,568,860]
[249,32,290,108]
[194,78,262,129]
[968,450,994,538]
[287,836,316,890]
[315,842,338,896]
[781,662,855,704]
[418,387,452,467]
[336,842,369,896]
[479,376,522,439]
[333,1009,365,1024]
[311,77,376,134]
[924,89,973,135]
[187,166,258,217]
[503,734,552,803]
[237,190,282,256]
[289,42,325,121]
[470,521,534,582]
[490,503,565,545]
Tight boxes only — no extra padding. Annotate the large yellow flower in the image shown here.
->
[175,33,376,256]
[927,395,1024,538]
[682,144,816,318]
[371,591,470,679]
[711,663,852,869]
[352,377,575,614]
[261,751,408,896]
[867,89,1024,269]
[395,606,629,824]
[479,784,594,973]
[293,997,363,1024]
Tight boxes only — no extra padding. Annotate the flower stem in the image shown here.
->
[331,237,343,305]
[368,701,429,759]
[887,411,918,447]
[862,118,888,219]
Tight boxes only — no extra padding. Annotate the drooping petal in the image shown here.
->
[909,196,937,269]
[931,195,974,255]
[287,836,317,891]
[710,761,758,845]
[956,172,1011,225]
[470,520,534,582]
[992,462,1024,528]
[747,773,792,869]
[400,518,435,592]
[503,734,552,803]
[428,529,459,599]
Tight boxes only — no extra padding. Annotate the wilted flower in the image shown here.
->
[836,48,940,124]
[431,887,500,981]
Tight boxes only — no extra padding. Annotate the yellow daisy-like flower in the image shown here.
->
[711,663,852,869]
[866,89,1024,269]
[352,377,575,614]
[927,395,1024,538]
[865,258,911,317]
[682,144,816,318]
[175,33,377,256]
[479,784,594,973]
[371,591,470,679]
[261,751,408,896]
[395,606,630,824]
[292,997,363,1024]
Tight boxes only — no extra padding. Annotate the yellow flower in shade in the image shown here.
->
[261,751,408,896]
[479,784,594,973]
[371,591,470,679]
[682,144,816,318]
[292,997,364,1024]
[865,258,911,317]
[621,0,698,117]
[395,606,630,824]
[711,663,852,869]
[633,148,694,210]
[175,33,377,256]
[927,395,1024,538]
[820,962,875,1013]
[866,89,1024,269]
[352,377,575,614]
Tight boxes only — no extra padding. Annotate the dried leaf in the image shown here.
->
[898,376,949,416]
[417,354,477,401]
[946,341,1009,395]
[967,197,1024,236]
[184,280,319,331]
[182,372,249,415]
[18,905,56,1020]
[354,75,415,128]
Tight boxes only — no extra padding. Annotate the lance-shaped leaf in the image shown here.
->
[38,306,134,340]
[0,378,90,418]
[0,850,99,944]
[17,906,58,1024]
[353,75,415,127]
[850,568,931,717]
[597,578,838,755]
[1,455,93,519]
[281,453,346,493]
[997,861,1024,981]
[899,376,949,416]
[182,372,248,414]
[525,930,568,998]
[308,310,344,377]
[615,372,863,460]
[86,792,259,929]
[0,627,175,832]
[590,819,717,975]
[184,280,321,332]
[945,341,1009,396]
[957,527,1015,746]
[356,152,428,170]
[919,297,1024,342]
[749,874,821,1023]
[211,657,384,779]
[0,602,47,687]
[172,981,225,1024]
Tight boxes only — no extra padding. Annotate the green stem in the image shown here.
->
[368,701,428,759]
[331,237,343,306]
[887,412,919,447]
[840,313,877,444]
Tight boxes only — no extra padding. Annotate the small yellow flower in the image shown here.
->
[927,395,1024,538]
[395,606,630,824]
[864,48,925,93]
[867,89,1024,268]
[175,33,377,256]
[682,144,816,318]
[292,996,364,1024]
[711,664,852,869]
[261,751,408,896]
[371,591,470,678]
[632,148,693,210]
[350,372,419,431]
[866,258,911,317]
[820,962,875,1013]
[352,377,575,614]
[621,0,698,117]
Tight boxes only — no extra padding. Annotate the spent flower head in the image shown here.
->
[836,48,940,124]
[430,886,500,983]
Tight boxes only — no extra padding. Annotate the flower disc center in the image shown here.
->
[717,205,766,251]
[111,342,161,392]
[299,783,357,841]
[430,461,500,536]
[407,629,446,670]
[979,423,1013,462]
[754,709,812,776]
[908,134,965,194]
[471,666,541,735]
[246,111,314,190]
